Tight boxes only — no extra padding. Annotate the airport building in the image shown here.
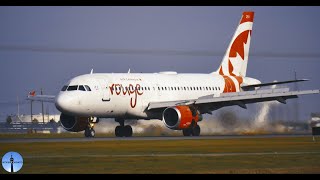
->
[0,113,61,134]
[11,113,60,123]
[310,113,320,135]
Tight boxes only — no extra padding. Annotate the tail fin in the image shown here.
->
[214,11,254,77]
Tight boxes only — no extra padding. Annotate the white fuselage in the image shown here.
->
[55,72,260,120]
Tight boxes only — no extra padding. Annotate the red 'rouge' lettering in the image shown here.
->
[109,83,144,108]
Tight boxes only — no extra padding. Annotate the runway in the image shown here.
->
[0,134,312,143]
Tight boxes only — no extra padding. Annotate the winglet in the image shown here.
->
[128,68,131,73]
[90,69,94,74]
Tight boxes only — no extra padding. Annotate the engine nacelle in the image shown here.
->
[60,113,89,132]
[162,106,201,130]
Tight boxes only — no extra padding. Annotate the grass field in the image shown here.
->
[1,136,320,174]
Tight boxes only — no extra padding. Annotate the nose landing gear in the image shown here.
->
[84,126,95,138]
[84,117,98,138]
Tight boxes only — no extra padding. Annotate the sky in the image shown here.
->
[0,6,319,122]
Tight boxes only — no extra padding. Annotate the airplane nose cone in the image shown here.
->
[55,93,78,114]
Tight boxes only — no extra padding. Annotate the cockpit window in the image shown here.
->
[61,85,68,91]
[85,85,91,91]
[67,85,78,91]
[78,85,86,91]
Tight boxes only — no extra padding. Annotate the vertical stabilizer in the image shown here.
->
[214,12,254,77]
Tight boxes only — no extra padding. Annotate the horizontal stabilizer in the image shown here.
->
[27,95,55,103]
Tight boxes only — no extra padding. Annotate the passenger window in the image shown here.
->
[85,85,91,91]
[61,85,68,91]
[79,85,86,91]
[67,85,78,91]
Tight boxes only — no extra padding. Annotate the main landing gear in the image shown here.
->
[182,122,200,136]
[84,117,99,138]
[115,119,133,137]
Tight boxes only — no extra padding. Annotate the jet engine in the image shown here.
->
[162,106,202,130]
[60,113,89,132]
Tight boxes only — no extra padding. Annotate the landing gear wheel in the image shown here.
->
[183,128,192,136]
[89,128,95,137]
[84,128,90,137]
[115,125,133,137]
[192,124,200,136]
[124,125,133,137]
[84,127,95,138]
[115,126,122,137]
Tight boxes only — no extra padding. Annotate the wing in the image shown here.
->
[27,94,56,103]
[147,88,320,114]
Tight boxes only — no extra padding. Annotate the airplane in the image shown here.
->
[27,11,320,138]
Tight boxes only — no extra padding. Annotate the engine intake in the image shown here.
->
[162,106,201,130]
[60,113,89,132]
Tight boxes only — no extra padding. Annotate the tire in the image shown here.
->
[84,129,89,137]
[84,128,90,137]
[124,125,133,137]
[89,128,95,137]
[115,126,122,137]
[182,128,192,136]
[192,124,200,136]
